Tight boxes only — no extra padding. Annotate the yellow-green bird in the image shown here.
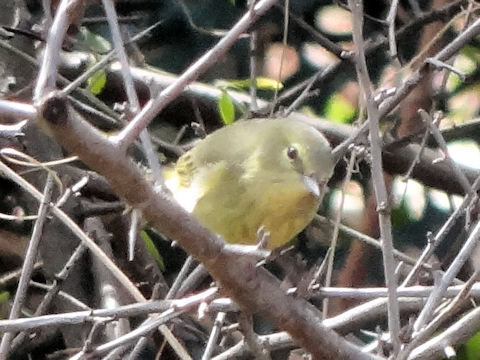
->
[165,118,334,249]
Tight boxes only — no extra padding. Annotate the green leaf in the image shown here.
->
[140,230,165,272]
[81,27,112,54]
[458,330,480,360]
[87,70,107,95]
[324,93,356,124]
[461,45,480,63]
[391,199,411,228]
[0,291,9,304]
[218,90,235,125]
[254,77,284,91]
[216,77,283,91]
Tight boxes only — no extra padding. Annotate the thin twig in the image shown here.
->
[166,256,197,300]
[408,293,480,359]
[402,128,430,181]
[0,160,145,302]
[0,119,29,137]
[238,312,271,360]
[34,0,77,100]
[29,281,90,310]
[413,219,480,333]
[102,0,163,185]
[0,97,35,120]
[0,262,43,287]
[275,3,348,59]
[270,0,290,116]
[420,109,471,193]
[61,19,166,96]
[311,283,480,299]
[249,30,258,112]
[126,284,165,360]
[323,150,357,318]
[113,0,278,148]
[202,312,226,360]
[401,175,480,287]
[0,288,219,333]
[69,288,217,360]
[213,297,425,360]
[0,36,120,123]
[349,0,401,353]
[9,243,88,353]
[0,174,54,357]
[426,58,466,81]
[386,0,400,58]
[398,271,479,360]
[335,13,480,165]
[285,63,337,116]
[314,215,425,268]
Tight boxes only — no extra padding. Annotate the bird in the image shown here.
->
[164,117,334,250]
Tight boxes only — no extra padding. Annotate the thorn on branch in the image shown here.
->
[443,345,456,359]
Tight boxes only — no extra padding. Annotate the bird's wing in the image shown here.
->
[189,161,254,244]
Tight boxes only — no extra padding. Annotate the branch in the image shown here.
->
[349,0,400,353]
[35,91,375,360]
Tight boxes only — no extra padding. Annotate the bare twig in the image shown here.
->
[166,256,197,300]
[323,150,357,318]
[408,297,480,359]
[426,58,466,81]
[0,174,54,357]
[402,175,480,287]
[102,0,163,185]
[314,215,428,268]
[311,283,480,299]
[386,0,400,58]
[113,0,278,148]
[413,220,480,333]
[270,0,290,116]
[0,160,145,302]
[285,63,337,116]
[249,30,258,112]
[34,0,80,100]
[402,128,430,181]
[29,281,90,310]
[0,262,42,287]
[202,312,226,360]
[9,243,88,353]
[238,312,270,360]
[69,288,217,359]
[61,19,166,96]
[420,110,471,193]
[349,0,401,353]
[398,271,479,360]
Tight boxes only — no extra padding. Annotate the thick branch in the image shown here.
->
[35,92,375,360]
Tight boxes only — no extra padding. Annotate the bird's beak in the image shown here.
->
[303,173,329,200]
[302,174,321,198]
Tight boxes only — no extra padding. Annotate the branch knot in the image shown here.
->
[40,91,68,126]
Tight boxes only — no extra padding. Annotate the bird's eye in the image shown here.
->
[286,146,298,160]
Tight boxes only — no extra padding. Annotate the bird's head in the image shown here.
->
[256,118,335,196]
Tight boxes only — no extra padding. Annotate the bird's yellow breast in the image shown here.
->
[166,163,320,249]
